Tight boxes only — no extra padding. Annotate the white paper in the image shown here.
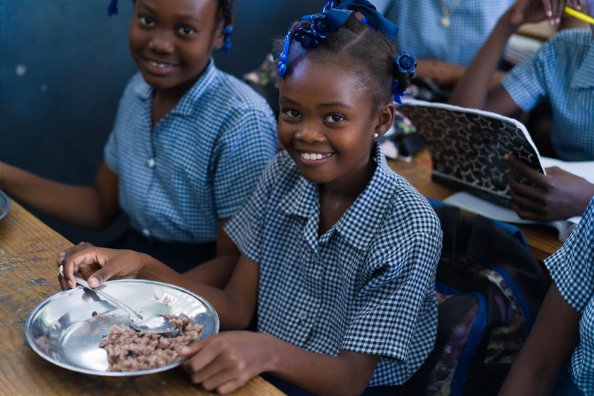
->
[540,157,594,183]
[443,192,579,241]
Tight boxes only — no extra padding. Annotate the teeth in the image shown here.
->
[301,152,328,160]
[150,61,171,68]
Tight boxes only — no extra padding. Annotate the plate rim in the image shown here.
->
[25,279,219,377]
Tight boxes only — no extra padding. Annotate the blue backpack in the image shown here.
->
[403,200,549,396]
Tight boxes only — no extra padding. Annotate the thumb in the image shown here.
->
[180,339,204,356]
[88,268,111,287]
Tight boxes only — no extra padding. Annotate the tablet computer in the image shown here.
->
[397,100,544,208]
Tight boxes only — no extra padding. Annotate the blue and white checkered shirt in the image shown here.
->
[502,29,594,161]
[104,60,278,243]
[545,197,594,395]
[225,145,442,386]
[384,0,514,65]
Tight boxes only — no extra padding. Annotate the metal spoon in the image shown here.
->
[59,266,178,335]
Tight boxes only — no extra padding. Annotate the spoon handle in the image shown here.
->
[59,266,143,321]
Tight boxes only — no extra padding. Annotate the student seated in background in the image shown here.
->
[449,0,594,222]
[380,0,515,91]
[499,196,594,396]
[59,2,443,394]
[0,0,278,283]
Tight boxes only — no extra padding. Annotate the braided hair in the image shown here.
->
[215,0,233,27]
[276,15,411,106]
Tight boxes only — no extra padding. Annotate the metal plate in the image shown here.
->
[0,190,9,220]
[25,279,219,376]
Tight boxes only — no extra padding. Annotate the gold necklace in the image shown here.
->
[439,0,460,27]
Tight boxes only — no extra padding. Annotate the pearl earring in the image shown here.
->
[373,132,379,138]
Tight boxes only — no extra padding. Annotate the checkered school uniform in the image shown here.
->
[503,29,594,161]
[225,145,443,386]
[104,60,278,243]
[384,0,514,65]
[545,197,594,395]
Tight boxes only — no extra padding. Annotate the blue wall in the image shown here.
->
[0,0,320,243]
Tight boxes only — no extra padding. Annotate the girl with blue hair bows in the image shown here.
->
[0,0,278,282]
[59,1,442,394]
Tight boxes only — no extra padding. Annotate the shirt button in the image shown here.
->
[147,158,155,168]
[298,311,307,320]
[141,228,151,238]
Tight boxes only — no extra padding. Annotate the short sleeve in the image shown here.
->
[224,153,286,264]
[501,34,560,112]
[545,198,594,313]
[342,220,442,361]
[103,131,118,172]
[103,74,140,174]
[213,109,278,221]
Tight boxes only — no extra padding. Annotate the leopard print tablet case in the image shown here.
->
[398,100,544,208]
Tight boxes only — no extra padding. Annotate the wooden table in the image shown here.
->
[0,199,284,396]
[389,150,562,261]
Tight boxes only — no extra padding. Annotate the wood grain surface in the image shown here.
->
[0,200,284,396]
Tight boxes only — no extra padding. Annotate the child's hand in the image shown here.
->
[58,242,147,288]
[181,331,274,395]
[541,0,586,25]
[506,0,550,26]
[506,155,594,221]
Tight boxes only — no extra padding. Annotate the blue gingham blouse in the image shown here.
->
[104,60,278,243]
[384,0,514,65]
[545,197,594,394]
[225,145,443,386]
[502,29,594,161]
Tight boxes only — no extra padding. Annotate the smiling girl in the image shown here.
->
[0,0,278,280]
[60,1,442,394]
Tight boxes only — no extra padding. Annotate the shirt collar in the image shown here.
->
[132,58,219,114]
[334,144,397,250]
[277,144,399,251]
[278,160,320,252]
[570,41,594,89]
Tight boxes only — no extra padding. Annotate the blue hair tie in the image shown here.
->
[107,0,118,16]
[395,51,417,75]
[392,51,417,103]
[337,0,399,42]
[220,26,233,52]
[276,9,351,77]
[276,0,416,103]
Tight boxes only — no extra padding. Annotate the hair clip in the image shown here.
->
[339,0,399,41]
[392,80,405,104]
[395,51,417,75]
[220,26,233,52]
[276,9,351,78]
[107,0,118,16]
[277,32,292,78]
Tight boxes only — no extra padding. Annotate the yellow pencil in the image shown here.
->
[564,6,594,25]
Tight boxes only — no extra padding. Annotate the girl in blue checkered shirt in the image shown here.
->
[60,1,443,394]
[0,0,278,280]
[450,0,594,223]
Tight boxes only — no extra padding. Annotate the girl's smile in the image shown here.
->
[298,151,334,162]
[140,56,181,76]
[129,0,224,98]
[278,56,393,193]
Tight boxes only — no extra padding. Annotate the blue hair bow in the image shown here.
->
[276,0,409,87]
[335,0,398,42]
[277,9,352,77]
